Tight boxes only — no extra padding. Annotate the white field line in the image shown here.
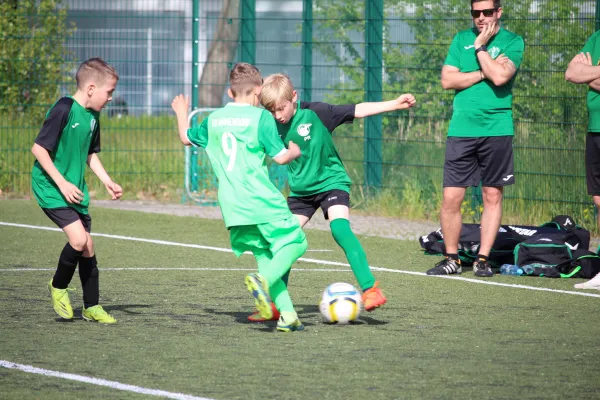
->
[0,267,351,272]
[0,360,213,400]
[2,221,599,299]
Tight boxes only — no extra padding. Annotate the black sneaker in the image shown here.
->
[426,258,462,275]
[473,259,494,277]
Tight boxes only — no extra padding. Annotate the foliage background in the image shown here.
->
[0,0,597,229]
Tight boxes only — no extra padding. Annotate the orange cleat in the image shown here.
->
[247,302,280,322]
[362,281,387,312]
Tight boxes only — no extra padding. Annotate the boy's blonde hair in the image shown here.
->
[76,58,119,89]
[260,73,295,111]
[229,62,262,97]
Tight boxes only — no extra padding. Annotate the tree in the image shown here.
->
[198,0,240,107]
[0,0,74,119]
[313,0,592,141]
[311,0,594,220]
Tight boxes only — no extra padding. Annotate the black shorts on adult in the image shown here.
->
[585,133,600,195]
[42,207,92,232]
[287,189,350,220]
[443,136,515,187]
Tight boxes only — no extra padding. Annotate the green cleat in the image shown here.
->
[276,315,305,332]
[82,305,116,324]
[48,279,74,319]
[244,273,273,320]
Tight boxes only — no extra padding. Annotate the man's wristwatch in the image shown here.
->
[475,45,487,54]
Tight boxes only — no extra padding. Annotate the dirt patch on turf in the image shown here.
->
[92,200,600,249]
[92,200,438,241]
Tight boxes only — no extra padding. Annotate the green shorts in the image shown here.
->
[229,215,307,257]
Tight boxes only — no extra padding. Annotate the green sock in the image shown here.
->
[330,218,375,291]
[270,279,294,313]
[280,310,298,322]
[254,249,271,277]
[253,240,307,312]
[281,270,290,286]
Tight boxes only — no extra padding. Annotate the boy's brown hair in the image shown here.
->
[260,73,295,112]
[229,62,262,98]
[76,57,119,89]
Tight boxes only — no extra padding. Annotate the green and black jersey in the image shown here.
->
[31,96,101,213]
[277,101,355,197]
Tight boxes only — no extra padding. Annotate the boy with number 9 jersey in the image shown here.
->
[171,63,307,332]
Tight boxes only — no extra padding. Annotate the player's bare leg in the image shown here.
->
[471,186,503,277]
[427,187,465,275]
[294,214,311,228]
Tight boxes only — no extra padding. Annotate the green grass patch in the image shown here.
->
[1,199,599,399]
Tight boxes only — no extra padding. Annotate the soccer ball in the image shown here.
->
[319,282,363,324]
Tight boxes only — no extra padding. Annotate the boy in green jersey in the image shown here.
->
[566,31,600,290]
[32,58,122,323]
[256,73,416,320]
[171,63,307,332]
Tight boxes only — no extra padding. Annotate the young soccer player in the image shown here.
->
[253,73,416,321]
[32,57,122,324]
[171,63,308,332]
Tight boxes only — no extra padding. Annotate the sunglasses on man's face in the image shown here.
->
[470,8,497,18]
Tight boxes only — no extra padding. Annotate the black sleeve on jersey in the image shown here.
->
[34,97,74,151]
[300,101,356,133]
[89,119,101,154]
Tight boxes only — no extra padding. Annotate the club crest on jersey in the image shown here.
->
[90,118,96,137]
[297,123,312,141]
[489,46,500,59]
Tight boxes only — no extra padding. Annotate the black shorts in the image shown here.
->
[287,189,350,220]
[586,133,600,195]
[443,136,514,187]
[42,207,92,232]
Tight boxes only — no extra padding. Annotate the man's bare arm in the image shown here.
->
[441,65,483,90]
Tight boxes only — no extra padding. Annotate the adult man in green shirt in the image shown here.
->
[566,30,600,290]
[566,31,600,226]
[427,0,524,277]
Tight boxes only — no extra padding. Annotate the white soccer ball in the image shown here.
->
[319,282,363,324]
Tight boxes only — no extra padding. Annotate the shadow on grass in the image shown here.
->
[199,302,388,332]
[198,307,257,323]
[103,304,153,314]
[54,317,76,323]
[50,304,152,323]
[83,304,154,318]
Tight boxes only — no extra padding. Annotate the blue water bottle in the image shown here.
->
[500,264,523,276]
[521,264,536,275]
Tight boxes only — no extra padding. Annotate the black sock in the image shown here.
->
[79,255,99,308]
[477,254,489,262]
[52,243,83,289]
[446,253,460,263]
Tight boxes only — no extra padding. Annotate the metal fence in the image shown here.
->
[1,0,598,224]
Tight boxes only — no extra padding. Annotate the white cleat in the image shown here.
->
[574,273,600,290]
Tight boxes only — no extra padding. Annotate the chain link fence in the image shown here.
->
[1,0,598,225]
